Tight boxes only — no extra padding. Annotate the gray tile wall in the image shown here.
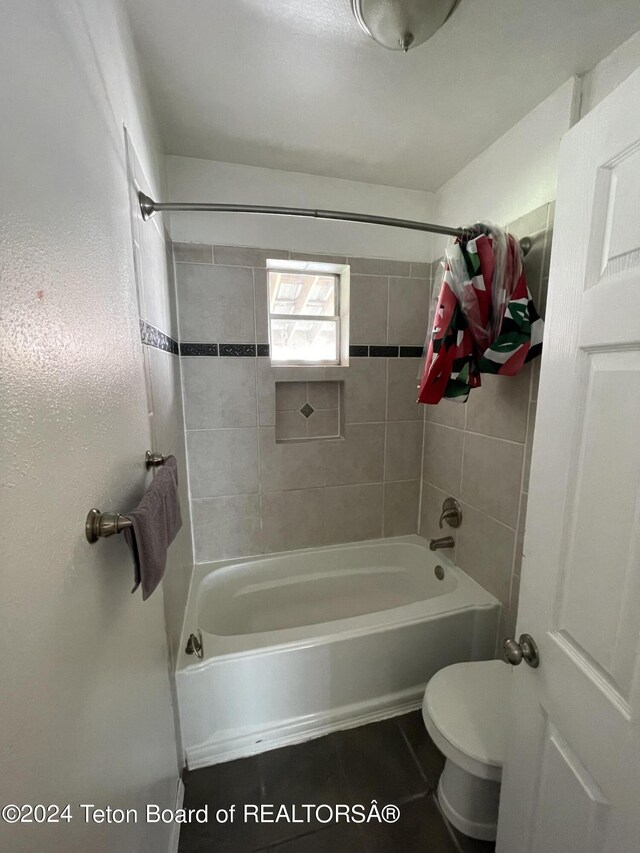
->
[175,245,431,563]
[419,202,554,641]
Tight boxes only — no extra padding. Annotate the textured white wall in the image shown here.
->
[165,156,436,261]
[0,2,179,851]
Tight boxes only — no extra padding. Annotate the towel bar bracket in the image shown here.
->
[85,508,133,543]
[145,450,167,469]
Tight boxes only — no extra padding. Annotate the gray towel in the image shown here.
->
[123,456,182,600]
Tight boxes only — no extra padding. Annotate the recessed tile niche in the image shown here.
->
[275,381,343,442]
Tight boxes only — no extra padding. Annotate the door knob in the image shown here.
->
[503,633,540,668]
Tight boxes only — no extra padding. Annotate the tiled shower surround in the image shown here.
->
[175,245,430,562]
[175,204,551,636]
[419,203,554,638]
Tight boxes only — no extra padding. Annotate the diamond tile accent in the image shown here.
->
[300,403,315,419]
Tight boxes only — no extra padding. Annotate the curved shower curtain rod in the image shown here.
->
[138,192,532,255]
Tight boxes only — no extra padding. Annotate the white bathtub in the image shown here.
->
[176,535,500,768]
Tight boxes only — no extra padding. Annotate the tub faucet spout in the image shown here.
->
[429,536,455,551]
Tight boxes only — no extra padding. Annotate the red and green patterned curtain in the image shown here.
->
[418,229,543,405]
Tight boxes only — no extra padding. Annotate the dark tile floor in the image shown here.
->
[178,711,495,853]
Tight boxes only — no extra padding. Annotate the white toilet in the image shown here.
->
[422,660,512,841]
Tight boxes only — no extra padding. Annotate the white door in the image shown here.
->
[496,68,640,853]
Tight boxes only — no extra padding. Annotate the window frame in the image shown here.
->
[267,261,349,367]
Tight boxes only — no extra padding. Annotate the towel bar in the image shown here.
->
[85,450,168,542]
[85,509,133,543]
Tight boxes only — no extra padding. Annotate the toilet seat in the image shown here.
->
[422,660,512,782]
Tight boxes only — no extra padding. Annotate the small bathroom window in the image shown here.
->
[267,259,350,365]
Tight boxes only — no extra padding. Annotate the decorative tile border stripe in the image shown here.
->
[349,345,369,357]
[180,343,271,357]
[369,345,398,358]
[219,343,258,357]
[349,345,424,358]
[180,343,219,357]
[177,342,425,358]
[139,319,179,355]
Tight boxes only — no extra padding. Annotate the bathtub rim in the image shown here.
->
[177,535,500,671]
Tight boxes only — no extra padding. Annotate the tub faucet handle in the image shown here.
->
[439,497,462,529]
[186,630,203,659]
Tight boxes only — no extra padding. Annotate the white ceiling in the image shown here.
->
[124,0,640,191]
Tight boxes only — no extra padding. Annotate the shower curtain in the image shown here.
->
[417,227,543,404]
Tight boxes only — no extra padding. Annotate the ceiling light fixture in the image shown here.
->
[351,0,461,52]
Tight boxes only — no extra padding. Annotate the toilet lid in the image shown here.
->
[424,660,512,768]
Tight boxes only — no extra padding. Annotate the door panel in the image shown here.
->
[598,144,640,272]
[530,719,610,853]
[497,67,640,852]
[558,350,640,699]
